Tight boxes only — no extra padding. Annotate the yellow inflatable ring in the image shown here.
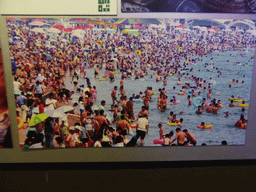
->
[136,50,141,56]
[167,122,179,126]
[233,100,244,102]
[238,104,249,107]
[17,117,24,130]
[228,98,237,100]
[197,125,212,129]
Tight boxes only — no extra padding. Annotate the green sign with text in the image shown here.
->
[98,0,110,12]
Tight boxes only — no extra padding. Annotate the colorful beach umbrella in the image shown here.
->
[177,24,185,28]
[85,25,94,29]
[47,28,62,34]
[208,27,219,32]
[52,24,65,31]
[29,113,49,127]
[32,18,45,22]
[6,18,16,21]
[31,28,45,33]
[74,26,85,30]
[44,109,67,118]
[115,19,138,25]
[56,105,74,113]
[64,28,74,32]
[32,107,39,114]
[29,21,49,26]
[21,18,29,22]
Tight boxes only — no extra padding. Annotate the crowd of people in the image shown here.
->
[6,18,255,148]
[0,49,12,148]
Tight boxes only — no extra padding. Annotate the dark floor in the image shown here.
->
[0,161,255,192]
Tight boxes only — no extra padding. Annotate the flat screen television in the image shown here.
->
[0,14,255,163]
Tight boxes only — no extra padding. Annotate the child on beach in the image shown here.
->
[158,123,164,139]
[72,72,79,90]
[162,131,174,146]
[91,86,97,101]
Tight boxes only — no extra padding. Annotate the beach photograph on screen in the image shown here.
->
[121,0,256,13]
[0,45,13,148]
[5,17,255,149]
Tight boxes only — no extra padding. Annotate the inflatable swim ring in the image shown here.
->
[136,50,141,56]
[197,124,212,129]
[153,139,164,145]
[167,122,179,126]
[97,79,108,82]
[174,101,180,104]
[177,92,185,95]
[114,71,121,74]
[102,75,108,78]
[228,97,237,100]
[166,120,179,126]
[130,124,137,128]
[233,99,244,102]
[17,117,24,130]
[238,104,249,107]
[133,99,143,102]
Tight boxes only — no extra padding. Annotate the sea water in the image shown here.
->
[64,49,254,146]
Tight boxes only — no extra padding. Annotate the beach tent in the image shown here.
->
[115,18,138,25]
[122,29,140,36]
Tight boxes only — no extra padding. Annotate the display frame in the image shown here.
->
[0,14,256,163]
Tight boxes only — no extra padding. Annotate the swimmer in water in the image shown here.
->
[168,99,174,105]
[207,90,212,98]
[229,100,235,107]
[195,106,203,114]
[200,122,206,129]
[187,95,192,106]
[179,118,184,127]
[168,111,174,122]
